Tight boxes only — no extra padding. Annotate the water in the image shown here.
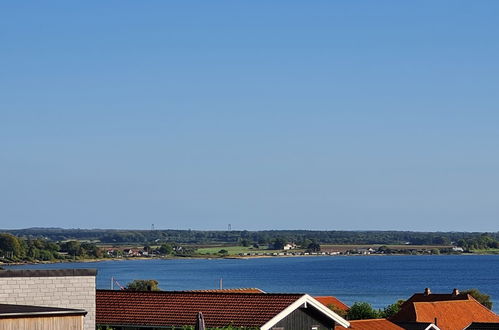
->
[6,255,499,312]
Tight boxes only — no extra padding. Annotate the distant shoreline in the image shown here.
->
[3,252,498,267]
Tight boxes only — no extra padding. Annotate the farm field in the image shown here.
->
[195,246,291,255]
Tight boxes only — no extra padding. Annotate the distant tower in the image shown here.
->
[228,224,232,231]
[151,224,155,231]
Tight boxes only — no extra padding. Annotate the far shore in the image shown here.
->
[2,251,498,267]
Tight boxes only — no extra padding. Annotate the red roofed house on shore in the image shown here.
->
[96,289,350,329]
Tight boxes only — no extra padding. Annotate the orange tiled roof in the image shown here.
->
[315,296,350,311]
[390,297,499,330]
[336,318,403,330]
[96,290,304,328]
[187,288,265,293]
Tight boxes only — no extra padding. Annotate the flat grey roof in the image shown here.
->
[0,304,87,318]
[0,268,97,278]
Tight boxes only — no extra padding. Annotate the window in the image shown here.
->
[311,326,319,330]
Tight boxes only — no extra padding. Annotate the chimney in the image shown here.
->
[452,288,460,296]
[424,288,431,296]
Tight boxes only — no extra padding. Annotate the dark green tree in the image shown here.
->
[381,299,405,318]
[240,239,250,247]
[270,237,286,250]
[347,302,381,320]
[0,233,24,258]
[159,243,173,255]
[60,240,81,256]
[306,242,321,252]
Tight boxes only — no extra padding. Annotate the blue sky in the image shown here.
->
[1,1,498,231]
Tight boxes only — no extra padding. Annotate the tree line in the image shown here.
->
[4,228,499,248]
[0,233,102,262]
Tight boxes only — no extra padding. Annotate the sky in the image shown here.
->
[1,1,498,231]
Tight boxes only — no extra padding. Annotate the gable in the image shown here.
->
[261,295,349,330]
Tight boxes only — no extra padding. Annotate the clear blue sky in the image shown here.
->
[1,1,498,231]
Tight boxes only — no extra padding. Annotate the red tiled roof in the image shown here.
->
[390,297,499,330]
[96,290,304,328]
[336,318,404,330]
[314,296,350,311]
[188,288,265,293]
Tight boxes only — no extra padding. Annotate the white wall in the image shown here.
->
[0,269,96,330]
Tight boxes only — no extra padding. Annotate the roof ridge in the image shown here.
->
[414,299,483,305]
[97,289,304,296]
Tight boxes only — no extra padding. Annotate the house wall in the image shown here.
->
[0,315,84,330]
[272,306,333,330]
[0,269,96,330]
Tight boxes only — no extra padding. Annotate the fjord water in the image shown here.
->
[7,255,499,312]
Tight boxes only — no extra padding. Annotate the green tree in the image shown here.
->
[159,243,173,255]
[381,299,405,318]
[430,248,440,255]
[462,289,493,309]
[60,241,81,256]
[125,279,160,291]
[347,302,381,320]
[270,237,286,250]
[0,233,24,258]
[306,242,321,252]
[218,249,229,256]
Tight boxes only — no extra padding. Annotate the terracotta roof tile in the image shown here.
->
[336,318,404,330]
[314,296,350,311]
[390,297,499,330]
[96,290,304,328]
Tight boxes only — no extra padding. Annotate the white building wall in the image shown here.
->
[0,269,96,330]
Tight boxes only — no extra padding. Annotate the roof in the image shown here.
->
[0,304,87,319]
[390,297,499,330]
[395,322,440,330]
[0,268,96,278]
[187,288,265,293]
[338,318,404,330]
[96,290,350,329]
[314,296,350,311]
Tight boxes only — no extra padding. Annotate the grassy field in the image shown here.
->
[96,243,459,256]
[470,248,499,254]
[196,246,290,255]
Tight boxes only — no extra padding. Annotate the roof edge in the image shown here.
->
[0,269,97,278]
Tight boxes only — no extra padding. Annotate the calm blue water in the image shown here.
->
[6,255,499,312]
